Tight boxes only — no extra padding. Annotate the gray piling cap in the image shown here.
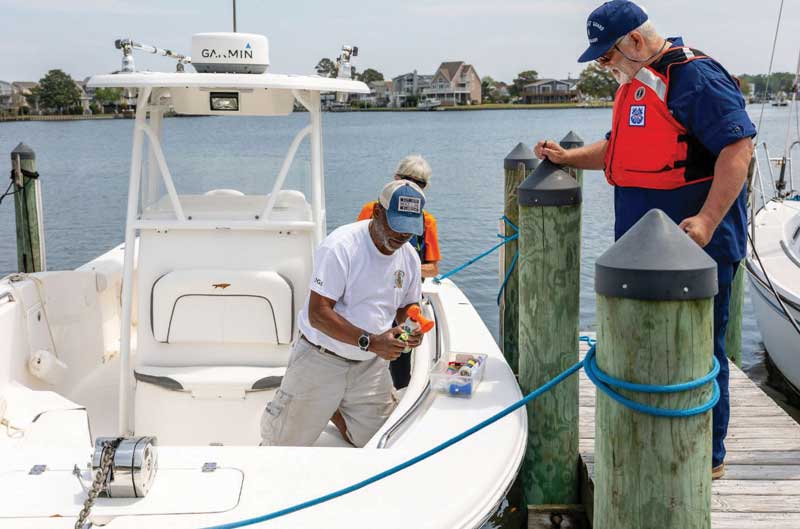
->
[504,142,539,170]
[518,159,581,207]
[11,143,35,161]
[595,209,718,301]
[559,131,584,149]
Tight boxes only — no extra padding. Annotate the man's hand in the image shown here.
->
[369,326,408,361]
[679,214,716,247]
[534,140,571,164]
[403,328,423,349]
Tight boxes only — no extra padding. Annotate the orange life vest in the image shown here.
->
[604,46,719,190]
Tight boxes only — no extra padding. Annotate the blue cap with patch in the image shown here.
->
[379,180,426,236]
[578,0,648,63]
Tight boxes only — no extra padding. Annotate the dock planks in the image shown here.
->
[577,334,800,528]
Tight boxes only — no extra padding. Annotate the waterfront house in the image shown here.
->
[522,78,579,104]
[0,81,14,113]
[369,80,392,107]
[350,80,393,107]
[484,81,510,103]
[12,82,39,114]
[74,80,92,115]
[422,61,481,106]
[390,70,433,107]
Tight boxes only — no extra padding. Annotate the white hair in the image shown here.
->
[633,20,659,41]
[395,154,432,184]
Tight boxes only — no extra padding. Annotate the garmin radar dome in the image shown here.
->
[191,32,269,74]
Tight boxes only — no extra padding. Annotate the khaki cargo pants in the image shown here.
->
[260,337,397,447]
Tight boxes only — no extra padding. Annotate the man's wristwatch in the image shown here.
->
[358,332,371,352]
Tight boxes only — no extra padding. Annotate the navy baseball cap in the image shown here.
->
[578,0,648,63]
[379,180,426,235]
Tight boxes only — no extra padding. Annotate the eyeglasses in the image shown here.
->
[595,36,626,65]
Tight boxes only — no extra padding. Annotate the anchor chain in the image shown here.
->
[74,443,115,529]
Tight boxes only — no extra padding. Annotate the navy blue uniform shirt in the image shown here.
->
[610,37,755,283]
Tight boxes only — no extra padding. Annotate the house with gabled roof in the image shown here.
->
[11,82,39,114]
[522,78,579,104]
[390,70,433,107]
[423,61,481,105]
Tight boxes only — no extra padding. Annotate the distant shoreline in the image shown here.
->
[0,103,613,123]
[0,114,125,123]
[343,102,613,112]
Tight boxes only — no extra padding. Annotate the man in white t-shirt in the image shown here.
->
[260,180,426,447]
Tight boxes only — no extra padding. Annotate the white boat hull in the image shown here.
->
[746,198,800,396]
[0,249,526,528]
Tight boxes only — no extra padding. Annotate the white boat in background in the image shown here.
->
[417,98,442,111]
[747,153,800,401]
[746,50,800,403]
[0,32,526,528]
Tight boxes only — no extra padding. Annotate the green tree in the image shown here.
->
[481,76,509,103]
[481,75,496,102]
[511,69,538,97]
[94,87,123,111]
[739,72,795,99]
[37,69,81,114]
[315,58,337,78]
[357,68,384,84]
[577,63,618,99]
[404,95,419,108]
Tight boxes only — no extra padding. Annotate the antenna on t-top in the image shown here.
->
[232,0,237,32]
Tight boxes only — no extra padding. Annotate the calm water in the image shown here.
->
[0,106,797,526]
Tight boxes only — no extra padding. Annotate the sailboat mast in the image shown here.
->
[233,0,237,32]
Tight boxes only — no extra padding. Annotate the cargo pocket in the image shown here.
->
[260,389,294,446]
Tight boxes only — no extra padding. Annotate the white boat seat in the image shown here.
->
[134,365,285,398]
[134,365,286,445]
[151,269,293,345]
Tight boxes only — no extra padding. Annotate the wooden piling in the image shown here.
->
[559,131,584,186]
[724,252,745,368]
[501,142,538,373]
[518,160,581,512]
[593,209,718,529]
[11,143,46,273]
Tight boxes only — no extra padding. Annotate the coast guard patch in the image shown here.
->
[629,105,645,127]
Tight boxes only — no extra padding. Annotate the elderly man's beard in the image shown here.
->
[609,67,632,85]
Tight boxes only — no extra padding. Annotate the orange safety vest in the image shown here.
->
[604,46,719,190]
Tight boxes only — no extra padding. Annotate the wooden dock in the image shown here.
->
[577,334,800,528]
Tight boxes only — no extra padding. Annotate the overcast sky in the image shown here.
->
[2,0,799,83]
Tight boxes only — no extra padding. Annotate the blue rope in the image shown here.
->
[434,215,518,285]
[496,249,519,305]
[581,336,721,418]
[202,336,719,529]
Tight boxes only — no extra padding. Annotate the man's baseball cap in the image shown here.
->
[379,180,426,236]
[578,0,648,63]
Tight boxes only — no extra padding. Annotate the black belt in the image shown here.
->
[299,334,365,363]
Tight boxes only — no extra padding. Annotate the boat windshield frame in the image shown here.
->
[97,74,367,434]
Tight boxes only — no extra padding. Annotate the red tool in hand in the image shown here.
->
[399,305,435,352]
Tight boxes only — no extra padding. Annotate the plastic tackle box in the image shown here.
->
[430,353,488,398]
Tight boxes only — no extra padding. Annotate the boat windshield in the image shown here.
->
[139,116,312,214]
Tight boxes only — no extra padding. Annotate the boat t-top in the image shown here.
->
[0,31,526,528]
